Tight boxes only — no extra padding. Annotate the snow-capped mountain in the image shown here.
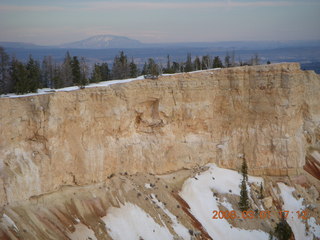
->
[60,35,144,49]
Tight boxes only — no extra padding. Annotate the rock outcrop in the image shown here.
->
[0,63,319,207]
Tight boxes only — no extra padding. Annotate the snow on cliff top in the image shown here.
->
[0,68,223,99]
[0,76,145,99]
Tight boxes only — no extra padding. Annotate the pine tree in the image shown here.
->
[26,56,41,92]
[0,47,11,94]
[202,55,211,70]
[112,51,129,80]
[90,64,102,83]
[41,56,54,88]
[145,58,159,76]
[274,213,293,240]
[239,177,250,211]
[71,56,81,85]
[100,63,110,81]
[52,65,63,89]
[259,182,264,199]
[193,56,201,71]
[241,158,248,181]
[11,59,30,94]
[61,51,73,87]
[163,55,175,74]
[79,57,88,87]
[141,62,148,75]
[213,56,223,68]
[225,52,231,68]
[129,59,138,78]
[172,62,180,73]
[238,158,250,211]
[185,53,193,72]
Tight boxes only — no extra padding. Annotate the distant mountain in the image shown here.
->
[0,41,44,49]
[60,35,144,49]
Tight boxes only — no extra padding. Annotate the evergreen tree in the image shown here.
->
[166,54,171,70]
[71,56,81,85]
[259,182,264,199]
[90,64,102,83]
[41,56,54,88]
[100,63,110,81]
[129,59,138,78]
[61,51,73,87]
[79,57,88,86]
[26,56,41,92]
[193,56,202,71]
[172,62,180,73]
[11,59,31,94]
[230,50,236,67]
[238,158,250,211]
[52,65,63,89]
[241,158,248,181]
[274,214,293,240]
[225,52,231,67]
[185,53,193,72]
[213,56,223,68]
[0,47,11,94]
[141,62,148,75]
[163,55,175,74]
[202,55,211,70]
[112,51,129,79]
[239,177,250,211]
[145,58,159,76]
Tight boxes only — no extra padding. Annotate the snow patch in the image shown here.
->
[307,217,320,238]
[150,194,190,240]
[179,164,268,240]
[102,202,173,240]
[217,197,234,211]
[277,183,319,240]
[2,214,18,231]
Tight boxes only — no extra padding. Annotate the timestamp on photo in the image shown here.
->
[212,210,309,220]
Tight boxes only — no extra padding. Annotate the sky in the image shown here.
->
[0,0,319,45]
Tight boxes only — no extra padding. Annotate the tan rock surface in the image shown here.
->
[0,63,319,206]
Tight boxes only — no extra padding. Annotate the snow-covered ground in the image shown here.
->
[278,183,320,239]
[150,193,191,240]
[0,67,223,99]
[0,76,145,99]
[102,202,173,240]
[179,163,268,240]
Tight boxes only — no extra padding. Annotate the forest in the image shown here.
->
[0,47,261,95]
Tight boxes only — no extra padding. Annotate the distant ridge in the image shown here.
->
[1,36,320,50]
[0,41,44,49]
[60,35,144,49]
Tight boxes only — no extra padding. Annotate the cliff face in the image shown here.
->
[0,63,319,206]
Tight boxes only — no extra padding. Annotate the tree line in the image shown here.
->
[0,47,263,95]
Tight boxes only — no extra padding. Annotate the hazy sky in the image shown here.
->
[0,0,319,45]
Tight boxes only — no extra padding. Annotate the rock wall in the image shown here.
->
[0,63,319,206]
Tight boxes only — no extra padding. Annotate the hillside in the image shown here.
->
[60,35,144,49]
[0,63,319,239]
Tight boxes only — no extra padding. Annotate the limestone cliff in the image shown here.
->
[0,63,319,207]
